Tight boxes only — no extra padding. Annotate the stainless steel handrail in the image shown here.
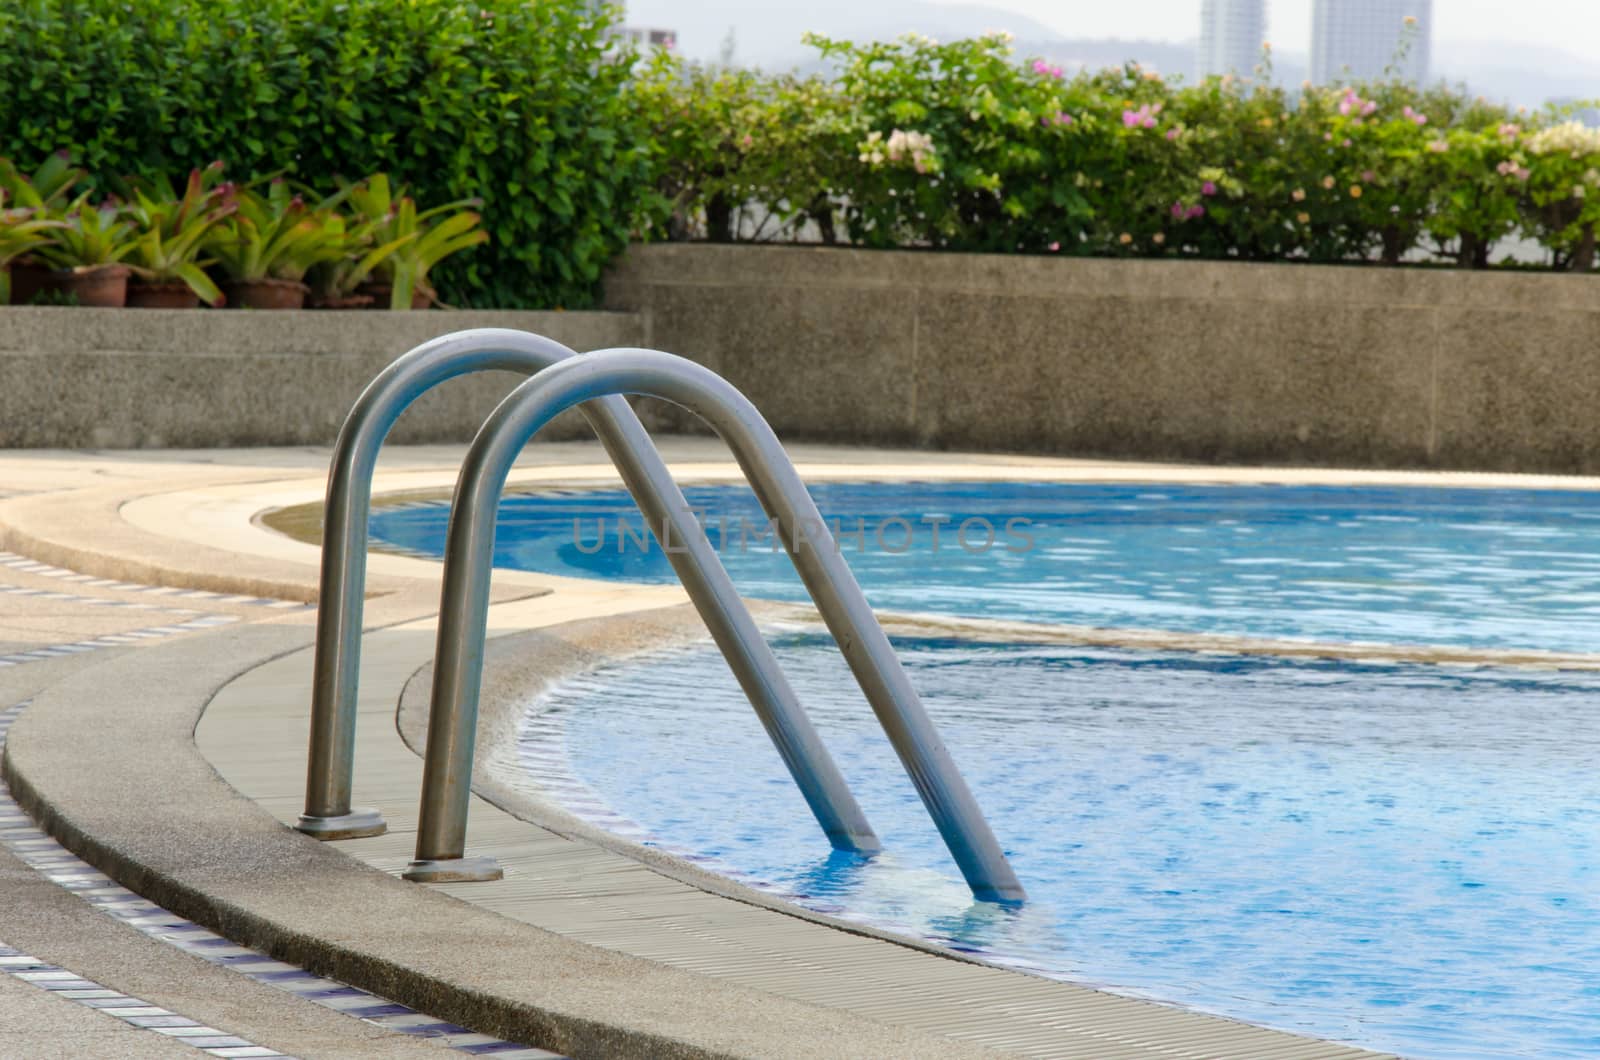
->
[297,328,879,857]
[406,347,1025,903]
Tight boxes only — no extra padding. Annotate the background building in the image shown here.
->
[1196,0,1267,80]
[1311,0,1432,84]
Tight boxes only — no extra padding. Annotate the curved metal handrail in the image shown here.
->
[298,328,879,856]
[407,347,1025,903]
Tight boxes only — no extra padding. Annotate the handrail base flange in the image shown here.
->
[295,808,388,841]
[403,856,503,883]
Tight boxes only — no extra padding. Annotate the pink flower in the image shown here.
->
[1361,169,1375,182]
[1171,201,1186,219]
[1186,204,1206,220]
[1054,111,1073,126]
[1166,127,1180,141]
[1338,90,1378,118]
[1498,123,1521,140]
[1324,132,1334,142]
[1122,104,1157,130]
[1201,181,1217,196]
[1402,105,1428,126]
[1342,138,1352,147]
[1048,241,1061,252]
[1032,59,1063,79]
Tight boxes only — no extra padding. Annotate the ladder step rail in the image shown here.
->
[407,346,1025,903]
[298,328,879,856]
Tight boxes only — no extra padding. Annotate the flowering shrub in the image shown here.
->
[645,33,1600,271]
[12,0,1589,309]
[630,55,852,242]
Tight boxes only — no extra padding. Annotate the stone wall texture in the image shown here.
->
[7,251,1600,472]
[605,244,1600,474]
[0,308,644,448]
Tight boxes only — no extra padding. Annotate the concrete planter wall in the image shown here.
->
[7,251,1599,472]
[606,244,1600,474]
[0,308,642,449]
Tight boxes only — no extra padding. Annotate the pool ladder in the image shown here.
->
[296,329,1024,904]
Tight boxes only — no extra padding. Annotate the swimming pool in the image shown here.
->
[530,637,1600,1060]
[371,480,1600,653]
[371,480,1600,1057]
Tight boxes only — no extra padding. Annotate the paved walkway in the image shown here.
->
[0,568,558,1058]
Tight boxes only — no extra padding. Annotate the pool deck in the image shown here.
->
[4,439,1574,1058]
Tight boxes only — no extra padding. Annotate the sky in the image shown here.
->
[923,0,1600,61]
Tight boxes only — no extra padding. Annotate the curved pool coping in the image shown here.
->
[9,441,1578,1056]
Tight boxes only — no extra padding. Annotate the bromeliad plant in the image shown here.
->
[0,192,65,302]
[0,152,84,211]
[122,164,235,305]
[386,197,488,309]
[343,174,487,308]
[0,152,81,302]
[32,193,136,272]
[205,178,348,288]
[303,178,417,307]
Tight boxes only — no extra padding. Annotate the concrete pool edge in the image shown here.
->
[4,621,994,1060]
[193,606,1389,1058]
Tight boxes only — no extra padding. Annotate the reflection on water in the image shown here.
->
[527,636,1600,1060]
[373,481,1600,652]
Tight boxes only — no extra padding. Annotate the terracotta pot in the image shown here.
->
[355,281,431,310]
[224,278,308,310]
[126,282,201,309]
[306,292,375,310]
[9,260,57,305]
[48,265,130,308]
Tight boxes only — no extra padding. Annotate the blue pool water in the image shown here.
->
[370,481,1600,652]
[370,480,1600,1056]
[537,638,1600,1060]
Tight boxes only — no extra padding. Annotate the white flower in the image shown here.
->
[1525,122,1600,157]
[862,129,937,173]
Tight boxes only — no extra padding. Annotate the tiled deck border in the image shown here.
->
[1,686,565,1060]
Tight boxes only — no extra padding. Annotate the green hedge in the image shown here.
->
[0,0,655,307]
[638,33,1600,271]
[7,6,1595,305]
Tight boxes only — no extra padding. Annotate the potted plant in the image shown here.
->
[385,197,488,309]
[0,193,66,304]
[30,194,136,307]
[122,165,233,308]
[302,183,416,308]
[341,175,487,308]
[205,179,346,309]
[0,152,85,304]
[304,229,412,308]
